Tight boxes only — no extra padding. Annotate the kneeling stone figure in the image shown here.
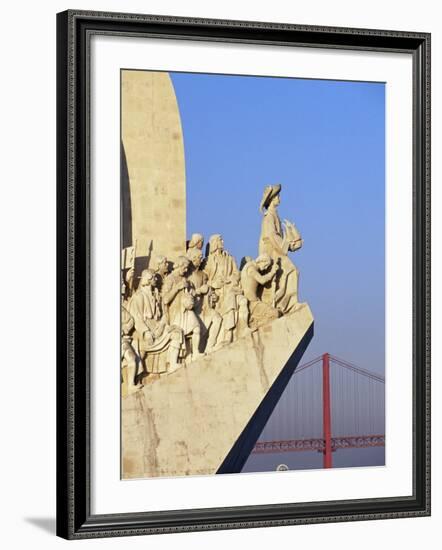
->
[240,254,281,330]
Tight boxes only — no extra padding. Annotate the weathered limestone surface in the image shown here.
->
[122,303,314,478]
[120,76,312,478]
[121,70,186,265]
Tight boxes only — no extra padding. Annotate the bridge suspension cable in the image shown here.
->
[252,352,385,469]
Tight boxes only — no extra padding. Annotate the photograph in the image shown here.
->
[120,69,386,479]
[55,8,430,539]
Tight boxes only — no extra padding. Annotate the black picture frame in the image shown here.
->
[56,9,431,540]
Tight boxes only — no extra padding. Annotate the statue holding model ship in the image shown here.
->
[259,184,303,314]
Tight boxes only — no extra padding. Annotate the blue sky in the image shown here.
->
[170,71,385,376]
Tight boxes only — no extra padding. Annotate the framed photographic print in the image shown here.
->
[56,9,431,539]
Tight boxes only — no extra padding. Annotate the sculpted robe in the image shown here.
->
[259,208,301,313]
[204,251,239,316]
[162,273,200,336]
[187,268,222,351]
[187,268,208,316]
[129,286,180,374]
[129,286,162,337]
[121,302,135,358]
[121,301,137,382]
[240,260,280,330]
[259,208,288,259]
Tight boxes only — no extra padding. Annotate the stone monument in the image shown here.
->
[121,70,186,271]
[121,70,313,478]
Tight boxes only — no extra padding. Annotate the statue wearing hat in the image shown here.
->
[259,184,303,314]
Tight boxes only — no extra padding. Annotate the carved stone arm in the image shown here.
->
[253,265,277,286]
[195,284,209,295]
[270,233,288,256]
[162,279,187,305]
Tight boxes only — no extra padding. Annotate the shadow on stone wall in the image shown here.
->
[121,142,132,249]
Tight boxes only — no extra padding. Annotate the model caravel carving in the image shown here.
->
[121,70,313,478]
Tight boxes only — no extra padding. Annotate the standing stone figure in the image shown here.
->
[187,247,222,352]
[130,269,182,375]
[259,184,303,313]
[203,290,224,351]
[162,256,204,362]
[121,274,142,394]
[186,247,209,310]
[204,234,240,334]
[221,272,249,343]
[240,254,280,330]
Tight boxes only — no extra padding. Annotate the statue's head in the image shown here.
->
[209,234,224,254]
[260,184,282,212]
[256,253,272,272]
[140,269,156,288]
[175,256,190,276]
[188,233,204,251]
[154,255,169,275]
[207,290,219,308]
[187,247,203,269]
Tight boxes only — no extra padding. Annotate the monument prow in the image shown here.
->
[120,72,314,479]
[122,303,314,478]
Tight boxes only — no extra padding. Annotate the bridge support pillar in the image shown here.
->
[322,353,333,468]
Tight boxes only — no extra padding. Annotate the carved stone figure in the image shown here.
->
[153,254,170,291]
[121,276,142,394]
[162,256,204,361]
[240,254,281,330]
[205,235,239,286]
[202,290,224,352]
[186,247,209,308]
[204,234,241,334]
[187,233,204,252]
[187,247,222,352]
[221,272,249,343]
[129,269,182,375]
[122,266,135,300]
[259,184,302,313]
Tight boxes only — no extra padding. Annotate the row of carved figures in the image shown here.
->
[121,184,303,394]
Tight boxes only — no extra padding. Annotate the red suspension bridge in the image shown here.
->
[252,353,385,469]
